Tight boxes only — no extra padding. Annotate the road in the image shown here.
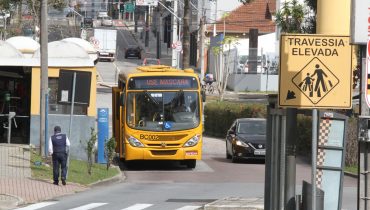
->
[18,27,357,210]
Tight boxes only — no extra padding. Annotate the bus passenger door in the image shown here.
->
[112,87,122,155]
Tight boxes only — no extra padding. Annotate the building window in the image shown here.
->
[48,78,88,115]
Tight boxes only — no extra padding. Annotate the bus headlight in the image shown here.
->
[184,134,200,147]
[128,136,144,147]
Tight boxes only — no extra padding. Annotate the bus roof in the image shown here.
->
[118,65,198,81]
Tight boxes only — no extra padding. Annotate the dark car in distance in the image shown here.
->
[225,118,266,162]
[125,46,142,59]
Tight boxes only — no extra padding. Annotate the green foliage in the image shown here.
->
[30,149,119,185]
[345,117,358,166]
[83,128,97,175]
[204,101,266,137]
[296,115,312,155]
[274,0,305,33]
[105,137,117,171]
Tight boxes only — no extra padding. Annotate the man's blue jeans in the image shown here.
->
[52,152,67,183]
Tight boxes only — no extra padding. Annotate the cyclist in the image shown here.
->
[204,73,215,85]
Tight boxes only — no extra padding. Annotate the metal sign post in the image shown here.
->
[312,109,318,210]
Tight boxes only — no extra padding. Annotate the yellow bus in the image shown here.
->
[112,65,203,168]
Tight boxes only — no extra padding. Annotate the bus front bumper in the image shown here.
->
[124,143,202,161]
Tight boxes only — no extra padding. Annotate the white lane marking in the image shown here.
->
[175,206,202,210]
[121,203,153,210]
[68,203,108,210]
[15,202,57,210]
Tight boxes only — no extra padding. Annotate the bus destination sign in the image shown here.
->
[128,76,198,90]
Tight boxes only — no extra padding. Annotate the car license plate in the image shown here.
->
[254,149,265,155]
[100,52,109,55]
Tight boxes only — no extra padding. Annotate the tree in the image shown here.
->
[26,0,66,28]
[274,0,305,33]
[211,36,239,101]
[182,0,190,69]
[105,137,117,171]
[302,0,317,34]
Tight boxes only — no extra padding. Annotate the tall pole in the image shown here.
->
[40,0,48,156]
[199,15,205,81]
[213,0,217,37]
[145,6,149,48]
[171,0,178,67]
[182,0,190,69]
[156,4,161,59]
[312,109,318,210]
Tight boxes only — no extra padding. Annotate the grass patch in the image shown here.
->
[31,151,120,186]
[345,165,358,175]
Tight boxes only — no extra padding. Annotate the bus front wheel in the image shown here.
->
[185,160,196,169]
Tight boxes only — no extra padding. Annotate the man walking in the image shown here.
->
[48,126,70,185]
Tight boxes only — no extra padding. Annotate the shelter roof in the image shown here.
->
[6,36,40,54]
[33,41,94,67]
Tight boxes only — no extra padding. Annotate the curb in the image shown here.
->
[88,167,125,187]
[344,171,358,178]
[0,194,24,210]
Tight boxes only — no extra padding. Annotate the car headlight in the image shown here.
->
[236,140,249,147]
[184,134,201,147]
[127,136,144,147]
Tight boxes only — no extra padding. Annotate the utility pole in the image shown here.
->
[40,0,48,156]
[213,0,217,37]
[145,6,149,48]
[171,0,178,67]
[182,0,190,69]
[198,7,205,81]
[156,3,162,59]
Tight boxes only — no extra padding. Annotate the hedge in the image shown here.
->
[204,101,267,138]
[203,102,358,167]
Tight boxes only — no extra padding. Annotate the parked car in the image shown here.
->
[101,16,113,27]
[83,17,93,28]
[225,118,266,162]
[125,46,142,59]
[142,58,160,66]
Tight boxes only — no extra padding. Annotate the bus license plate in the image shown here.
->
[186,151,198,156]
[254,149,265,156]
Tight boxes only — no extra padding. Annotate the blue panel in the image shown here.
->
[323,149,342,168]
[327,120,344,147]
[322,170,341,210]
[97,108,109,164]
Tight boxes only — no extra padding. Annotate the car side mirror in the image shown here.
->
[228,130,235,135]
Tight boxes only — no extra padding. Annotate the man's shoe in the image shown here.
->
[62,179,66,185]
[53,182,58,185]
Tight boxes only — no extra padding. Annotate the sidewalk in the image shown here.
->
[0,144,87,210]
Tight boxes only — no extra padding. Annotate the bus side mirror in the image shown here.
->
[120,93,125,106]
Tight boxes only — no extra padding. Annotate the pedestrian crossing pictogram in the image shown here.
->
[279,34,352,109]
[292,57,339,104]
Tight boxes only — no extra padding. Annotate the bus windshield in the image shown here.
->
[126,91,200,131]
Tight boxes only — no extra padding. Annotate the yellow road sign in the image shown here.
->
[279,34,353,109]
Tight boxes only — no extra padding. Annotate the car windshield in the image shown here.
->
[126,91,200,131]
[237,120,266,135]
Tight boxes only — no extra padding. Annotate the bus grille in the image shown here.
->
[147,143,181,147]
[151,150,177,156]
[151,134,188,141]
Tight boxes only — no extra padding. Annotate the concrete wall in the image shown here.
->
[30,115,96,161]
[227,74,278,92]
